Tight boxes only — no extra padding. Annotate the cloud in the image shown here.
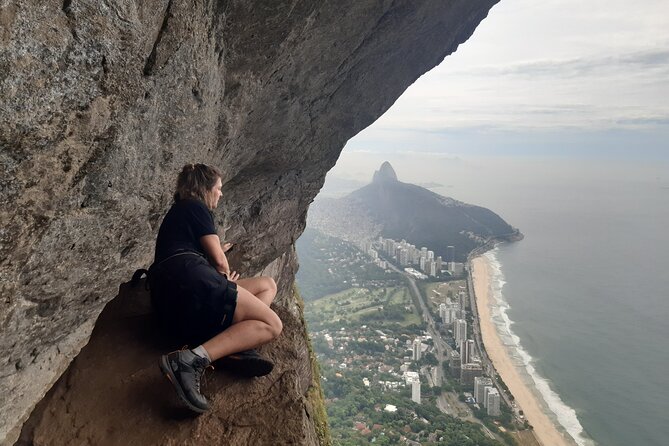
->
[615,116,669,127]
[447,48,669,78]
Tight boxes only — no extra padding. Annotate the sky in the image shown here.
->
[342,0,669,160]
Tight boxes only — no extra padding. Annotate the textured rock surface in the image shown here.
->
[16,254,327,446]
[0,0,498,444]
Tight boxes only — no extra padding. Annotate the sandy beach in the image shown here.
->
[471,256,576,446]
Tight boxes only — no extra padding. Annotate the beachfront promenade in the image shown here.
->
[466,264,517,414]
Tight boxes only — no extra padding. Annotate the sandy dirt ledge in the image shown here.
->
[471,256,576,446]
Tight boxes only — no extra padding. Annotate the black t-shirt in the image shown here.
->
[154,198,217,263]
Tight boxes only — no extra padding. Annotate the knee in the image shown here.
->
[268,311,283,339]
[264,276,277,296]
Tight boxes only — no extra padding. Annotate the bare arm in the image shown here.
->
[200,234,238,280]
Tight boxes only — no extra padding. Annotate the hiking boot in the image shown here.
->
[216,349,274,378]
[159,349,211,413]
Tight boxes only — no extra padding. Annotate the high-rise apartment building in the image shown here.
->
[460,363,483,387]
[410,377,421,404]
[447,305,459,324]
[411,246,420,264]
[474,377,493,404]
[399,248,409,266]
[412,338,422,361]
[484,387,501,416]
[454,319,467,345]
[439,303,447,322]
[384,239,395,256]
[428,260,437,277]
[460,339,475,365]
[449,351,461,378]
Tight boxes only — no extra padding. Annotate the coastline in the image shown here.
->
[470,253,577,446]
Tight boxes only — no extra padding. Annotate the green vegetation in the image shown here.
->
[296,228,401,300]
[306,286,421,331]
[306,287,505,446]
[321,369,502,446]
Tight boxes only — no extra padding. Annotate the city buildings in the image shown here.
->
[449,351,461,378]
[460,339,475,365]
[428,260,437,277]
[460,363,483,387]
[454,319,467,346]
[484,387,501,416]
[410,377,421,404]
[412,338,422,361]
[474,377,493,404]
[439,303,447,322]
[373,237,460,279]
[399,248,409,266]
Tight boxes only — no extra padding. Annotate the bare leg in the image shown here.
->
[202,285,282,361]
[235,276,277,306]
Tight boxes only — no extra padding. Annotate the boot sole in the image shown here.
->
[159,355,208,414]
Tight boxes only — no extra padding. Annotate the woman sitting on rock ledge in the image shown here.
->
[150,163,283,413]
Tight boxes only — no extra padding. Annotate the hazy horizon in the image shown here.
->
[341,0,668,161]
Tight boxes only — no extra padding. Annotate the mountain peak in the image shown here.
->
[372,161,398,183]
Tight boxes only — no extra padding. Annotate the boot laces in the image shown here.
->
[193,357,214,392]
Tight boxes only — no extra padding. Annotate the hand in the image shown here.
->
[226,270,240,281]
[222,242,235,253]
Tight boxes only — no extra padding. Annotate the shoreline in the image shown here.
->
[470,253,577,446]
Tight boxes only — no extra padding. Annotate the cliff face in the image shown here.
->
[0,1,498,444]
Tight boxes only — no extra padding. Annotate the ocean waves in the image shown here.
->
[484,247,596,446]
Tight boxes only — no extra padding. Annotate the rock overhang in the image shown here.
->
[0,1,500,444]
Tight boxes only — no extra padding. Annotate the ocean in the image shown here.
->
[323,153,669,446]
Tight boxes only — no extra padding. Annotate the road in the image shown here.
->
[385,262,452,386]
[465,267,519,418]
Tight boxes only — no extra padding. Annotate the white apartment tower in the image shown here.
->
[454,319,467,346]
[460,339,475,365]
[428,260,437,277]
[411,377,421,404]
[474,377,493,403]
[485,387,501,416]
[385,239,395,255]
[439,303,447,322]
[412,338,422,361]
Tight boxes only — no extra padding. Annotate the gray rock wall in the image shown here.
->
[0,0,498,444]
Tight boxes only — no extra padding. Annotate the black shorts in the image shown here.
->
[149,252,238,346]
